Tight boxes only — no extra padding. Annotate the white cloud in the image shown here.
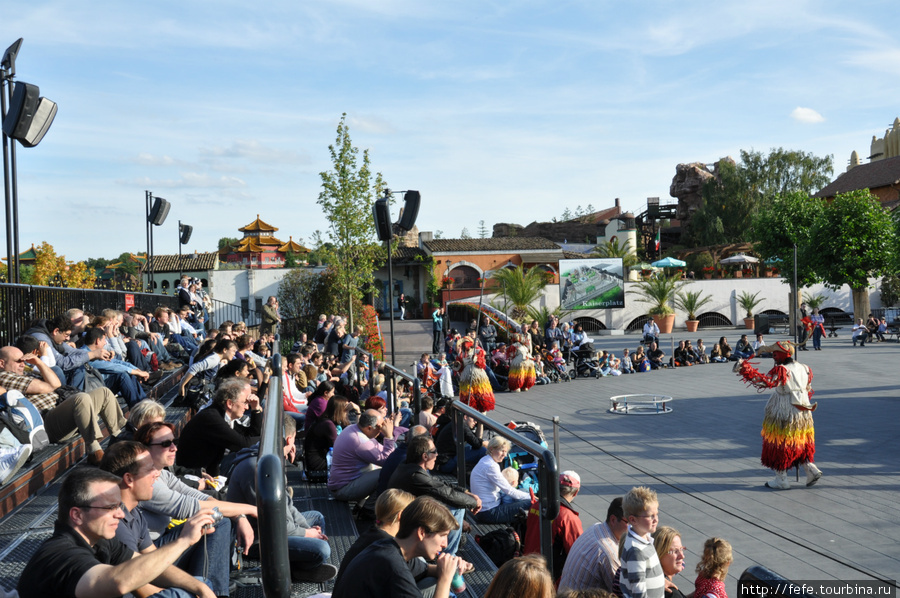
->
[118,173,247,189]
[790,107,825,124]
[198,140,309,165]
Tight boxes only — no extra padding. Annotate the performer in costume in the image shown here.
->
[507,333,536,392]
[734,340,822,489]
[455,336,495,412]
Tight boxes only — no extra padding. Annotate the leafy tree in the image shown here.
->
[477,220,489,238]
[806,189,898,320]
[561,208,573,221]
[460,227,472,239]
[740,147,833,202]
[750,191,824,288]
[218,237,240,250]
[31,241,96,288]
[317,113,386,326]
[686,159,757,246]
[284,252,302,268]
[880,274,900,308]
[434,230,443,239]
[489,265,551,322]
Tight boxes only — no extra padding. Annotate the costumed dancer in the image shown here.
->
[455,336,495,413]
[507,333,536,392]
[733,340,822,490]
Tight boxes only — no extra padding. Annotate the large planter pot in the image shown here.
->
[734,271,743,278]
[744,317,755,330]
[652,314,676,334]
[685,319,700,332]
[703,273,712,280]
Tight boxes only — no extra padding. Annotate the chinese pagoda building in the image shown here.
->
[223,215,310,269]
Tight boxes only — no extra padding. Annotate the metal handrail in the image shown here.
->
[352,346,422,419]
[449,399,560,568]
[256,347,291,597]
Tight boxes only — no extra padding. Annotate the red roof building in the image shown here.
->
[223,215,310,269]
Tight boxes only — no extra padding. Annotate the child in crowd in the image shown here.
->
[694,537,732,598]
[620,486,665,598]
[499,467,521,503]
[534,354,551,385]
[438,352,450,369]
[549,341,566,369]
[620,348,635,374]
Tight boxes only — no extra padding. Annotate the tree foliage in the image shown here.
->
[750,191,824,287]
[31,242,96,288]
[278,267,362,333]
[477,220,489,239]
[489,265,551,323]
[317,114,386,325]
[740,147,833,201]
[218,237,240,250]
[807,190,897,291]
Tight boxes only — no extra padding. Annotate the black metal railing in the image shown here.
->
[353,346,422,418]
[256,346,291,598]
[207,298,261,330]
[449,400,560,569]
[0,283,179,346]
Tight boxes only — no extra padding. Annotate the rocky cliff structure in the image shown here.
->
[669,157,735,222]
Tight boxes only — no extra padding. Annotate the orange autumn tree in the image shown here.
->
[31,242,96,289]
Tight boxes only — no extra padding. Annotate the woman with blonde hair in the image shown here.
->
[483,554,554,598]
[694,537,733,598]
[653,526,690,598]
[334,489,416,587]
[470,436,531,524]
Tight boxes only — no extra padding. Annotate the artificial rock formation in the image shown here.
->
[669,157,735,222]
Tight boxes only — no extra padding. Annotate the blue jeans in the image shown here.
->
[734,349,754,359]
[105,371,146,407]
[446,507,465,556]
[439,446,487,474]
[155,516,231,596]
[289,511,331,569]
[812,327,823,350]
[474,499,531,524]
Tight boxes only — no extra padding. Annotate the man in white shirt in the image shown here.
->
[642,320,660,344]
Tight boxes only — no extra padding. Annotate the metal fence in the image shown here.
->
[0,283,179,346]
[206,298,261,330]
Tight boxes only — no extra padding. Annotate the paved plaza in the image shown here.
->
[488,332,899,590]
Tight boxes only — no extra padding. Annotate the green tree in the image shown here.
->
[460,227,472,239]
[477,220,489,238]
[561,207,573,221]
[740,147,833,202]
[750,191,824,288]
[218,237,240,250]
[806,190,898,320]
[686,159,757,246]
[489,265,551,323]
[317,114,386,326]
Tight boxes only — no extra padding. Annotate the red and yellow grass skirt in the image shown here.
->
[460,366,495,412]
[508,360,536,391]
[760,394,815,471]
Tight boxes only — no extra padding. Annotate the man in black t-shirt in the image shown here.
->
[332,496,460,598]
[648,341,666,369]
[18,467,216,598]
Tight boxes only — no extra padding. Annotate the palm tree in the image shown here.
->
[675,289,713,321]
[592,238,639,271]
[490,265,551,323]
[630,274,680,316]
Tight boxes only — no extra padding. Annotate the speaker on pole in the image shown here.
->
[148,196,170,226]
[373,198,392,241]
[397,190,420,232]
[2,81,57,148]
[179,224,193,245]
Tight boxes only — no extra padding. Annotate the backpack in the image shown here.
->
[0,390,50,453]
[476,527,521,567]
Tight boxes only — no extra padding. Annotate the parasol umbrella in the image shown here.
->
[651,257,686,268]
[719,254,759,264]
[637,262,658,270]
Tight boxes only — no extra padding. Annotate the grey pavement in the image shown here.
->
[488,331,899,592]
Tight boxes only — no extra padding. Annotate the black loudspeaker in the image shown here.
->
[754,313,769,336]
[373,198,392,241]
[179,224,193,245]
[397,190,420,231]
[148,196,171,226]
[2,82,57,148]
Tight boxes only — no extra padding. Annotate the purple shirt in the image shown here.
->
[328,423,398,490]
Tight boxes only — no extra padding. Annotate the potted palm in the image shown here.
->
[631,273,680,334]
[675,289,713,333]
[737,290,764,329]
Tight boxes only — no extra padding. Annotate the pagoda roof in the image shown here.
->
[239,215,278,233]
[278,236,310,253]
[1,243,38,262]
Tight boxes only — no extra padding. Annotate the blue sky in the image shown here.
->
[3,0,900,262]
